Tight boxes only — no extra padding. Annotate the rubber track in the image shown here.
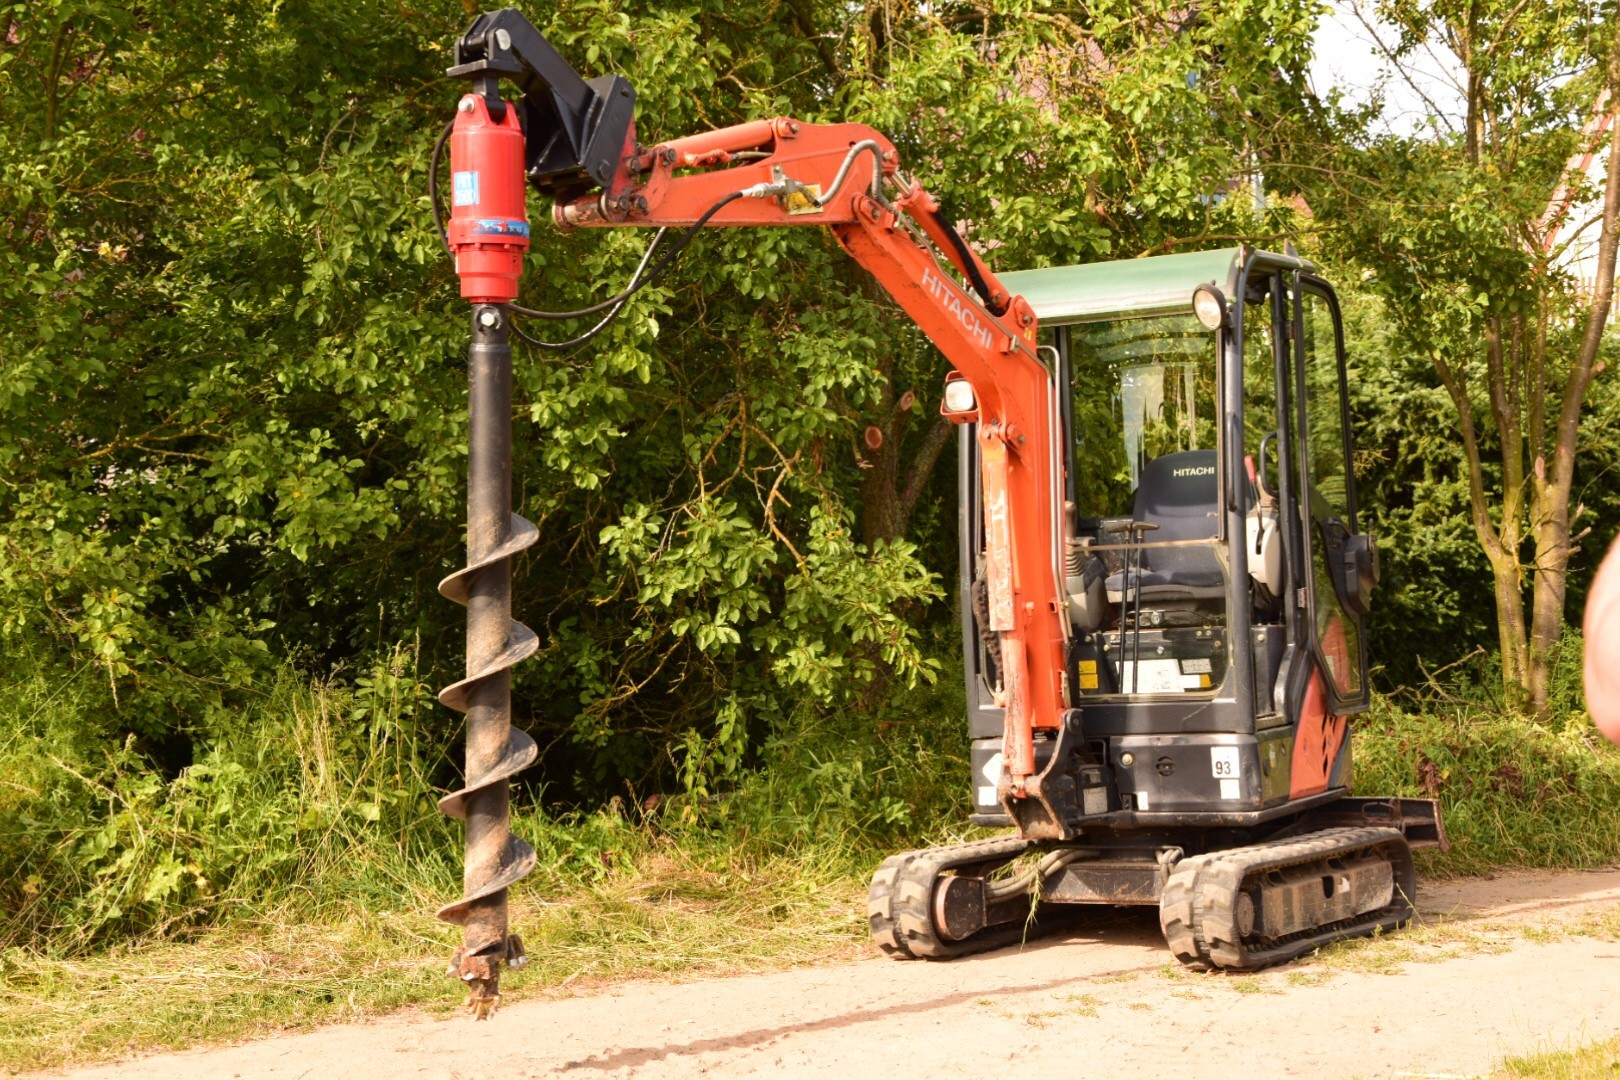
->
[868,836,1033,960]
[1159,826,1414,971]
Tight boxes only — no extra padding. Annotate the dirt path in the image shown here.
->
[33,868,1620,1080]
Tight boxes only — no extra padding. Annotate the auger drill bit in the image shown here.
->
[437,74,540,1019]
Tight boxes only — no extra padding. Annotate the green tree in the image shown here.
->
[0,0,1324,801]
[1301,0,1620,715]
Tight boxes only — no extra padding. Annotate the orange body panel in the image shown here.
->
[1289,668,1347,799]
[633,118,801,169]
[561,117,1068,787]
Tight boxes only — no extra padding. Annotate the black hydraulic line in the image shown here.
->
[428,120,454,256]
[511,190,745,322]
[437,304,539,1018]
[508,191,746,351]
[932,204,1008,317]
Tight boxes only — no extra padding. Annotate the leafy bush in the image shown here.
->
[0,0,1330,806]
[0,634,973,955]
[1355,636,1620,874]
[0,648,458,952]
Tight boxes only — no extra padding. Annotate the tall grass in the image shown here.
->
[0,643,978,1068]
[1355,641,1620,875]
[0,646,461,955]
[3,637,1619,1069]
[1498,1034,1620,1078]
[1357,701,1620,874]
[0,641,974,960]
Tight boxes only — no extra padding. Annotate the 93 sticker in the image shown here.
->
[1212,747,1242,800]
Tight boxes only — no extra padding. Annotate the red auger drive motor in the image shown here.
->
[446,93,530,303]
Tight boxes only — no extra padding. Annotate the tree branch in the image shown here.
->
[1552,78,1620,499]
[1432,350,1505,557]
[897,417,954,529]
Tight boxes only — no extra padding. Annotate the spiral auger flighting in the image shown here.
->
[435,303,539,1019]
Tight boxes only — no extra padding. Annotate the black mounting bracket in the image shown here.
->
[448,8,637,199]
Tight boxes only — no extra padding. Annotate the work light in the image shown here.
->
[1192,284,1228,330]
[943,378,977,413]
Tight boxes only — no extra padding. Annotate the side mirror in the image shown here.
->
[1332,528,1378,617]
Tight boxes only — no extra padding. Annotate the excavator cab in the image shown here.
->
[958,248,1382,825]
[869,248,1444,968]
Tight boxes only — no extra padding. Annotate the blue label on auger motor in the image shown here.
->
[452,170,479,207]
[471,219,531,238]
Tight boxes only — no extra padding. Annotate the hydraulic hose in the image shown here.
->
[507,190,747,351]
[809,139,887,207]
[428,120,455,257]
[932,202,1007,317]
[983,847,1091,902]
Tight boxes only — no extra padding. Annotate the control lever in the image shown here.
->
[1106,520,1160,693]
[1256,430,1278,502]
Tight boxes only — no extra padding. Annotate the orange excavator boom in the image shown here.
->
[548,117,1070,800]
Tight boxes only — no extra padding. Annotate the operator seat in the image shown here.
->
[1105,449,1225,603]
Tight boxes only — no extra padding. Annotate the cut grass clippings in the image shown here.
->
[1498,1035,1620,1078]
[0,844,869,1073]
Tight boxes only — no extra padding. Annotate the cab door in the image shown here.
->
[1292,276,1373,712]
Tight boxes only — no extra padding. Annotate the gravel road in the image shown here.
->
[32,867,1620,1080]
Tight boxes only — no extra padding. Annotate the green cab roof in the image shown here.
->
[996,247,1311,325]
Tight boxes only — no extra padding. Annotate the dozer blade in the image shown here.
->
[1159,826,1415,970]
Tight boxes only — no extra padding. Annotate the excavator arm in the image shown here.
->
[443,10,1074,819]
[558,119,1071,798]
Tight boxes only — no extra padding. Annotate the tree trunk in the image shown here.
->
[860,394,905,546]
[852,265,957,549]
[859,395,954,547]
[1527,497,1571,714]
[1433,347,1531,705]
[1489,550,1529,700]
[1525,73,1620,717]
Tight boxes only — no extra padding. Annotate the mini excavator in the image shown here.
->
[431,7,1447,1013]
